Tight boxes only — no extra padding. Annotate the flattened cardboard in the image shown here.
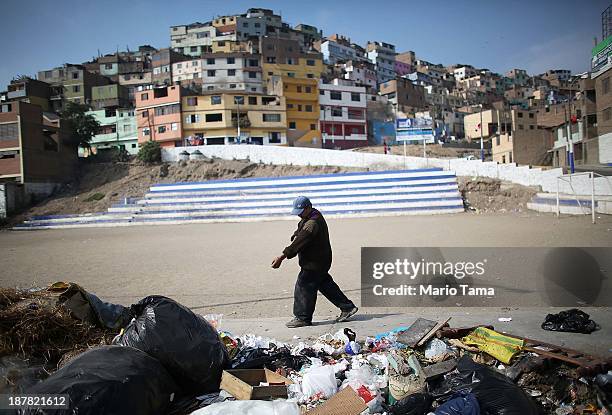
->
[307,386,367,415]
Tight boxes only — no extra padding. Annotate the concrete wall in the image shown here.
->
[161,144,612,196]
[600,132,612,164]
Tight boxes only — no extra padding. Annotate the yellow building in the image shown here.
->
[181,92,287,145]
[262,55,324,147]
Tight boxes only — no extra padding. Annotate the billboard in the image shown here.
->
[592,35,612,72]
[396,117,434,143]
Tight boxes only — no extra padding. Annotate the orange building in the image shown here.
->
[135,85,184,147]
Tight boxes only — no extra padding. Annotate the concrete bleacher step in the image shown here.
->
[527,192,612,215]
[14,168,464,230]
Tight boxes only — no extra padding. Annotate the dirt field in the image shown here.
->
[1,213,610,320]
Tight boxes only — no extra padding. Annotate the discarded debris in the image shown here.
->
[542,309,600,334]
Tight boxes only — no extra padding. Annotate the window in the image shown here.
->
[305,86,312,93]
[227,57,235,64]
[72,72,79,79]
[263,113,281,122]
[123,125,131,133]
[319,90,325,96]
[287,58,295,65]
[287,103,294,109]
[517,112,523,118]
[105,108,116,117]
[248,96,258,105]
[157,125,166,134]
[171,123,178,131]
[0,123,18,141]
[206,113,223,122]
[266,57,276,63]
[207,58,215,65]
[105,63,113,70]
[298,105,303,111]
[351,92,361,102]
[228,69,236,76]
[529,113,534,118]
[604,107,612,121]
[297,86,302,93]
[307,74,314,78]
[254,22,261,28]
[243,22,249,27]
[310,124,316,130]
[234,96,244,104]
[518,124,524,130]
[132,143,137,148]
[207,70,216,77]
[287,72,295,78]
[248,71,257,79]
[306,59,315,66]
[143,128,150,136]
[331,107,343,117]
[154,104,180,116]
[230,84,236,89]
[217,40,226,47]
[187,97,198,106]
[211,95,221,105]
[289,121,296,129]
[249,59,258,67]
[305,105,313,112]
[348,108,364,119]
[141,110,149,118]
[72,85,80,93]
[330,91,342,100]
[177,63,182,69]
[269,132,281,143]
[185,114,200,123]
[192,60,198,66]
[603,77,610,94]
[153,88,168,98]
[190,46,197,52]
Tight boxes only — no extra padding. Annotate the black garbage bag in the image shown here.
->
[385,392,433,415]
[434,392,480,415]
[58,283,131,330]
[541,309,599,334]
[114,296,228,394]
[232,346,310,371]
[429,357,540,415]
[23,346,177,415]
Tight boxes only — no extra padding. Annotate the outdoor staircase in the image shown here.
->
[14,168,464,230]
[527,192,612,215]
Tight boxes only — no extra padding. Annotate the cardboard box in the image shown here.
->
[306,386,368,415]
[220,368,293,400]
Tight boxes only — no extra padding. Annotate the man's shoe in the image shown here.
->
[336,306,358,322]
[285,318,312,328]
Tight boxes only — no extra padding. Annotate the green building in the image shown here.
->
[84,108,138,156]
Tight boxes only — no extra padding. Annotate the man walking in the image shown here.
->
[271,196,358,328]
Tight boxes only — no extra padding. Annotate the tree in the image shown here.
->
[137,140,161,164]
[60,102,100,149]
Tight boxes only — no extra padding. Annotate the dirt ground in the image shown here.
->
[355,144,482,159]
[459,177,539,214]
[1,214,611,320]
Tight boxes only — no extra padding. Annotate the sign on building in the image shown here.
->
[396,117,435,143]
[592,36,612,72]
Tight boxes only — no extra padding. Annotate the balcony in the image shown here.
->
[7,90,26,99]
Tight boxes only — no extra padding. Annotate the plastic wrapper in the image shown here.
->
[113,296,228,394]
[434,392,480,415]
[190,400,300,415]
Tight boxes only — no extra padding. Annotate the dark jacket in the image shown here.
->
[283,209,332,272]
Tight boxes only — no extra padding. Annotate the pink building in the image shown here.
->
[135,85,183,147]
[394,60,412,77]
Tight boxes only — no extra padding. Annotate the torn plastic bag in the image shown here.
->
[432,356,539,415]
[385,392,433,415]
[113,296,228,394]
[434,392,480,415]
[301,365,338,398]
[57,282,130,330]
[189,400,300,415]
[232,346,309,371]
[23,346,177,415]
[541,309,599,334]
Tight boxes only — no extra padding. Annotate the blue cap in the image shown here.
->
[291,196,311,215]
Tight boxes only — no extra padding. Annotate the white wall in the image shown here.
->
[162,145,612,196]
[599,132,612,164]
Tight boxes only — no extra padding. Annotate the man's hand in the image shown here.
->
[271,255,286,269]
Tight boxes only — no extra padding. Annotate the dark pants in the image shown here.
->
[293,268,355,322]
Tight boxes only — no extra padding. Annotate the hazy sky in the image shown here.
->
[0,0,607,89]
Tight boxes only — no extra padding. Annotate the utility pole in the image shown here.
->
[566,79,575,173]
[235,95,242,144]
[479,103,484,161]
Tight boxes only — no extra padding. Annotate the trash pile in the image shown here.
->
[1,283,610,414]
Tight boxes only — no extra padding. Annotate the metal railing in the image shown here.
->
[556,172,612,224]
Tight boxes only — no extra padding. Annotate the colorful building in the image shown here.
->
[181,92,287,145]
[260,37,324,147]
[135,85,183,147]
[319,79,367,149]
[86,108,138,155]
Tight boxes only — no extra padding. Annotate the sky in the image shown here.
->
[0,0,607,89]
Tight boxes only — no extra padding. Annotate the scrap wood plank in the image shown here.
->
[416,317,451,347]
[396,318,437,347]
[422,359,457,379]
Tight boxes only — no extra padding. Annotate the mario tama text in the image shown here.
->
[360,247,612,307]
